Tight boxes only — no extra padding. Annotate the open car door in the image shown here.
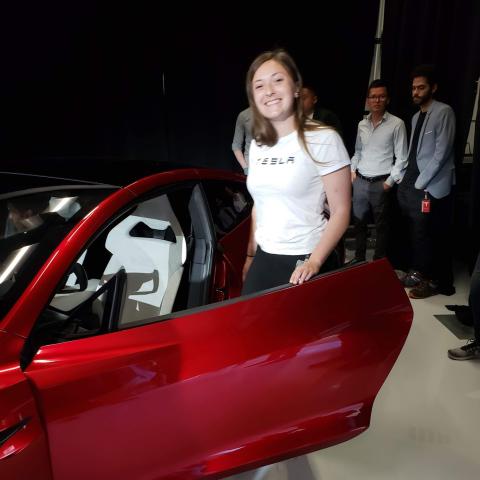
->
[21,259,412,480]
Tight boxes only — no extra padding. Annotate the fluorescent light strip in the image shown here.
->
[0,245,33,284]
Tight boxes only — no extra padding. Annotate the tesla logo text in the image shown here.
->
[255,156,295,165]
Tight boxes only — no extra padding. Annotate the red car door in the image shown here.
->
[23,259,412,480]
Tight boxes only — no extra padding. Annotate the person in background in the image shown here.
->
[301,84,343,137]
[241,49,351,294]
[397,64,456,299]
[346,79,407,266]
[232,107,253,174]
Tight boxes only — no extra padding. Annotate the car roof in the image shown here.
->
[0,172,107,196]
[0,158,196,190]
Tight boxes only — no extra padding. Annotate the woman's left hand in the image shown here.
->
[290,259,321,285]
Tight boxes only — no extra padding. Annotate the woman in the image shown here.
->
[242,49,351,295]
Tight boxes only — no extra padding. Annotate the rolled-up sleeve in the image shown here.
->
[232,112,246,151]
[388,120,408,185]
[350,124,363,172]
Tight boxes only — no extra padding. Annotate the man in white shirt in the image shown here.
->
[348,79,407,265]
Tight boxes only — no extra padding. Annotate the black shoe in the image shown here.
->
[445,305,473,326]
[448,340,480,360]
[446,304,462,311]
[345,257,365,267]
[402,270,423,288]
[408,280,438,299]
[438,285,456,296]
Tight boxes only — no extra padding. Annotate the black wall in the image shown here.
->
[1,3,379,171]
[382,0,480,162]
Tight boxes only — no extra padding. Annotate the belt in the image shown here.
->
[356,171,389,183]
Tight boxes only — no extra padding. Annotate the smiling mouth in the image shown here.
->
[265,99,281,106]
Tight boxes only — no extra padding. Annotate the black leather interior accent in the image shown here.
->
[129,221,176,243]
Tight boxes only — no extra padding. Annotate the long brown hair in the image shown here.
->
[246,49,329,155]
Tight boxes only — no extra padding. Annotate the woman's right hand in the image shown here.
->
[242,256,254,282]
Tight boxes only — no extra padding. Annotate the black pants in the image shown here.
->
[242,247,340,295]
[397,185,454,290]
[352,177,390,260]
[471,251,480,341]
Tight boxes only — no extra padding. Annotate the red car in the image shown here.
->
[0,164,412,480]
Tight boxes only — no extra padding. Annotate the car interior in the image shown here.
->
[21,184,216,367]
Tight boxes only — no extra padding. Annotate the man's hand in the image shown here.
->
[383,182,392,191]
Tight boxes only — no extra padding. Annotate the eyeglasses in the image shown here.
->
[367,95,387,101]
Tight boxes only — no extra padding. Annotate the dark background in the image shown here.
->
[1,1,479,263]
[1,2,379,167]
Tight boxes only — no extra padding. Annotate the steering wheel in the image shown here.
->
[58,262,88,293]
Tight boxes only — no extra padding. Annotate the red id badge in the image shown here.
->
[421,192,430,213]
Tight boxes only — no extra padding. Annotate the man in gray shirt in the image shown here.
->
[347,79,407,265]
[232,107,252,174]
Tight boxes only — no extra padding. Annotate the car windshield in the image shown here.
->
[0,185,115,320]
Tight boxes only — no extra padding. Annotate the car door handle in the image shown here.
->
[0,418,30,447]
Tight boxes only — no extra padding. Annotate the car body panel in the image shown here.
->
[0,330,53,480]
[22,260,411,480]
[0,168,413,479]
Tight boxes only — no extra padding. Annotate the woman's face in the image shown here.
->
[252,59,296,123]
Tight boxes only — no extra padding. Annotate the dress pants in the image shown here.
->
[397,185,454,290]
[470,251,480,341]
[352,177,390,260]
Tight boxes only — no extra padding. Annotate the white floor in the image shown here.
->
[229,263,480,480]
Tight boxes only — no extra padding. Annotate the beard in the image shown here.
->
[413,92,432,106]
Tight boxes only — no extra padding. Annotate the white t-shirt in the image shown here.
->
[247,128,350,255]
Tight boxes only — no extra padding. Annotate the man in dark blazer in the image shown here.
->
[301,85,343,138]
[397,65,456,298]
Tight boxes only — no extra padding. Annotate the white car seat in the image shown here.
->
[50,195,186,327]
[100,195,186,326]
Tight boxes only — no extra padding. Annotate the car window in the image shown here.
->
[202,181,252,238]
[23,184,216,364]
[0,187,113,319]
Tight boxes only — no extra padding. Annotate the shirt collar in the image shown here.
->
[367,111,389,124]
[420,99,436,114]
